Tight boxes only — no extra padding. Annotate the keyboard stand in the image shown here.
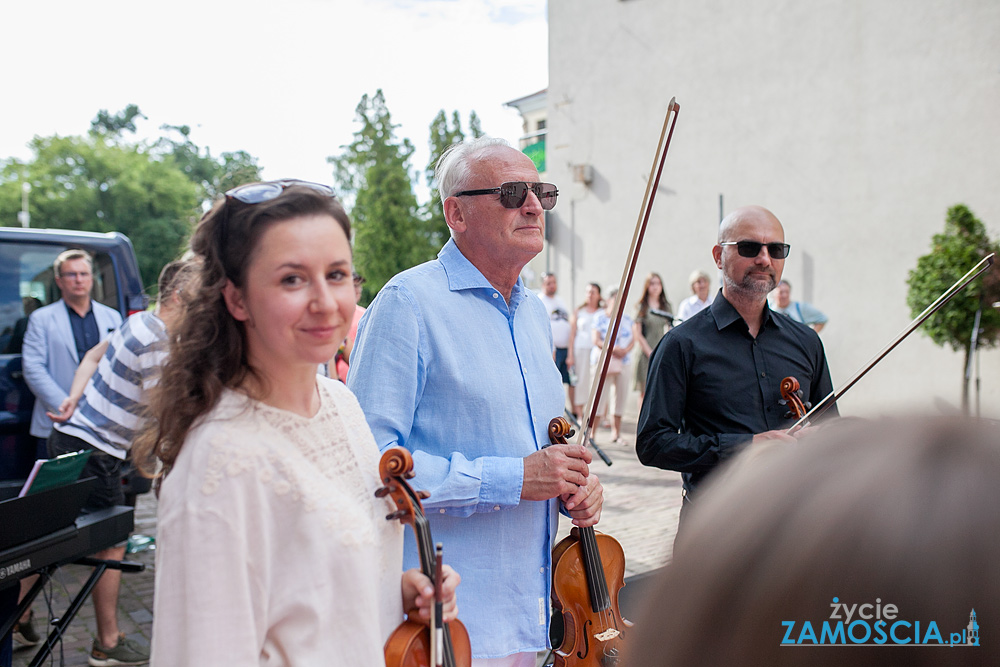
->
[0,506,142,666]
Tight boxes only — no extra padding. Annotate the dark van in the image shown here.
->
[0,227,148,482]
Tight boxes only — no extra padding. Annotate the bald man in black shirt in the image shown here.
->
[636,205,836,518]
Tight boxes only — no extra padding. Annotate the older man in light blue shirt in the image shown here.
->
[349,138,603,665]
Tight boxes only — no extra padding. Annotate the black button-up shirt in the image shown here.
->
[66,301,100,361]
[636,291,837,496]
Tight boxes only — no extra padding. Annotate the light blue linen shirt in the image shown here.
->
[348,239,565,658]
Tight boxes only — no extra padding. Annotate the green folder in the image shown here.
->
[19,449,93,497]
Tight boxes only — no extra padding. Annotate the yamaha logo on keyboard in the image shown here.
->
[0,558,31,580]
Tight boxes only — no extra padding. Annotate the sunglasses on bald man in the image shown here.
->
[719,241,791,260]
[454,182,559,211]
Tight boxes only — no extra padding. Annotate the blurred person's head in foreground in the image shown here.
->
[629,416,999,667]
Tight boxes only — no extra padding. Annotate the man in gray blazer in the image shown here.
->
[22,249,122,457]
[16,249,125,658]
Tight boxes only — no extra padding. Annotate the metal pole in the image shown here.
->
[570,199,576,306]
[965,307,981,417]
[19,182,30,227]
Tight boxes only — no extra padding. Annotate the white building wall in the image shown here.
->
[540,0,1000,417]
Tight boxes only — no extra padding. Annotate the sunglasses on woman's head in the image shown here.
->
[454,181,559,211]
[225,179,337,205]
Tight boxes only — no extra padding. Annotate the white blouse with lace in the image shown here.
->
[151,376,404,666]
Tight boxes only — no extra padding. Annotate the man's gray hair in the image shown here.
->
[53,249,94,277]
[435,136,512,209]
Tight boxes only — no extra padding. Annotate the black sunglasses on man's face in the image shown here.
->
[719,241,791,260]
[454,181,558,211]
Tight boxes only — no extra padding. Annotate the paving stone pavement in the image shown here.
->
[13,406,680,666]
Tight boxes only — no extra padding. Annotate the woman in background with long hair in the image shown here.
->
[632,272,672,413]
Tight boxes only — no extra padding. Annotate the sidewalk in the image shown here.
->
[13,407,681,666]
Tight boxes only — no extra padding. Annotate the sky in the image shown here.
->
[1,0,548,202]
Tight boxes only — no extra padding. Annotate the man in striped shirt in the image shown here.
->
[44,260,190,667]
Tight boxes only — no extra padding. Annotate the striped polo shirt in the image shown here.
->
[54,310,168,459]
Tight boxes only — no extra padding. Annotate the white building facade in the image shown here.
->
[526,0,1000,417]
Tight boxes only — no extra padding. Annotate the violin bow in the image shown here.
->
[578,99,680,447]
[786,252,995,435]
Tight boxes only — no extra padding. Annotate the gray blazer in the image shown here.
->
[22,299,122,438]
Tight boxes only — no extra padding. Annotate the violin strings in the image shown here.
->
[415,505,460,665]
[589,528,614,630]
[582,528,602,620]
[589,528,610,608]
[591,528,619,631]
[580,525,618,634]
[416,519,435,578]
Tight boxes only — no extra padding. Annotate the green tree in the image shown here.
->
[155,124,262,201]
[90,104,146,139]
[422,110,484,250]
[1,105,264,293]
[216,150,263,195]
[328,90,430,304]
[0,134,200,291]
[906,204,1000,412]
[468,110,483,139]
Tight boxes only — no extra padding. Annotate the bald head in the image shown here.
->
[718,205,783,243]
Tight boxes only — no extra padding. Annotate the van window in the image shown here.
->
[0,244,117,354]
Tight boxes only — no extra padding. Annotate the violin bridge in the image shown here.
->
[594,628,620,642]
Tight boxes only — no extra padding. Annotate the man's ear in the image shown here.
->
[443,197,467,234]
[712,245,723,269]
[222,280,250,322]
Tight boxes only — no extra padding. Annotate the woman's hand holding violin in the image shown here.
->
[401,565,461,623]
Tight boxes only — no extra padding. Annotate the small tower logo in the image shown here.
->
[967,609,980,646]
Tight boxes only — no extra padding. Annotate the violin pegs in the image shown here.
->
[386,510,409,521]
[417,490,431,500]
[374,487,390,498]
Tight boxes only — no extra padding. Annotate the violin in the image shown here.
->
[550,417,630,666]
[376,447,471,667]
[779,377,808,420]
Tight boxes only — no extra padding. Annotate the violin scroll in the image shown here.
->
[377,448,432,525]
[549,417,574,445]
[381,446,416,480]
[779,377,809,420]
